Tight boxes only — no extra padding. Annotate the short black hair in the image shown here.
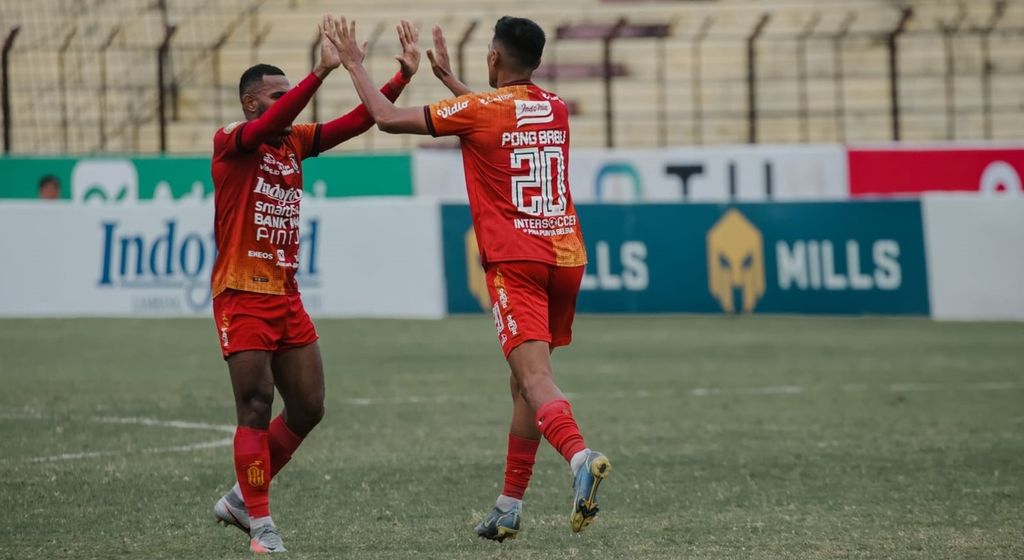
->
[239,64,285,99]
[493,16,545,70]
[38,174,59,189]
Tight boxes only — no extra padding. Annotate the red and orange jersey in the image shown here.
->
[425,82,587,268]
[210,122,319,298]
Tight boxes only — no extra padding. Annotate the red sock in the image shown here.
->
[268,414,304,479]
[502,434,541,499]
[535,399,587,463]
[234,426,271,518]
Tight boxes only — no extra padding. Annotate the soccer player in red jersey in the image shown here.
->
[332,17,611,541]
[209,15,419,554]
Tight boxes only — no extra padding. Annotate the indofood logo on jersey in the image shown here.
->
[707,209,766,313]
[515,100,554,127]
[96,218,321,313]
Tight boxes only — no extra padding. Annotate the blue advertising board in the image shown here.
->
[442,201,930,315]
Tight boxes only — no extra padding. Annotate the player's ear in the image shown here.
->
[241,92,257,114]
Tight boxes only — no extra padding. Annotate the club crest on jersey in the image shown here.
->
[260,153,300,177]
[246,460,266,488]
[436,99,469,119]
[515,100,553,128]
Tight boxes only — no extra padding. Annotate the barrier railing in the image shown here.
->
[2,1,1023,153]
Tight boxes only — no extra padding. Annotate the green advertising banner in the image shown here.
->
[444,201,931,316]
[0,154,413,201]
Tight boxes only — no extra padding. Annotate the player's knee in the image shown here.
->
[235,386,274,427]
[289,397,324,434]
[304,400,325,427]
[515,366,553,400]
[236,400,272,428]
[509,374,523,400]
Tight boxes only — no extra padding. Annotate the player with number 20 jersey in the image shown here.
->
[330,15,611,542]
[426,83,587,356]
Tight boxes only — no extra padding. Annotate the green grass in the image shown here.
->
[1,316,1023,559]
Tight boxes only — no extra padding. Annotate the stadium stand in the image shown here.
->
[1,0,1022,154]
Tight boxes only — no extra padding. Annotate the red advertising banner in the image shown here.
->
[848,147,1024,197]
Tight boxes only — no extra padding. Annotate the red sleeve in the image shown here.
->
[315,71,411,154]
[234,72,323,153]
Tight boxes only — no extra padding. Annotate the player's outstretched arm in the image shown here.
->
[317,20,420,150]
[427,25,472,97]
[333,18,431,135]
[317,74,409,151]
[238,15,341,150]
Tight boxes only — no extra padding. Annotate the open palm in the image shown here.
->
[318,15,343,70]
[394,20,420,79]
[426,25,453,80]
[332,17,367,70]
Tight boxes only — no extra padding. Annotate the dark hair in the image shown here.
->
[493,16,545,70]
[38,174,59,189]
[239,64,285,99]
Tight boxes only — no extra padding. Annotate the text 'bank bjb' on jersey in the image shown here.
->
[425,82,587,268]
[210,121,319,298]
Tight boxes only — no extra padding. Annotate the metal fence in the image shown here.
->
[2,0,1023,153]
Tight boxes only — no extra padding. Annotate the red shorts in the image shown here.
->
[212,289,319,359]
[485,261,584,357]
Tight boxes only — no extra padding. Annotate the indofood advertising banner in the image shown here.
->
[442,201,930,315]
[416,145,849,202]
[0,154,413,201]
[0,200,444,318]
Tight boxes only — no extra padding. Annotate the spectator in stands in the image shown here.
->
[37,175,61,200]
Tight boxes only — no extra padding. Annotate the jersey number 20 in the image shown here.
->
[510,147,567,217]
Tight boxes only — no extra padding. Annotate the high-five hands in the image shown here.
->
[425,24,471,96]
[314,14,344,78]
[394,20,421,80]
[329,17,420,80]
[330,17,367,71]
[425,25,453,81]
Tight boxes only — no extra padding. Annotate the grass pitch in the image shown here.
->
[1,316,1022,559]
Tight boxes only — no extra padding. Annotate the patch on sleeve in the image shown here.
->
[222,121,243,134]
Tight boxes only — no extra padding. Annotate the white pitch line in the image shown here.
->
[336,381,1023,406]
[0,411,44,420]
[20,415,235,463]
[339,394,496,406]
[739,385,806,395]
[29,437,234,463]
[30,450,119,462]
[9,380,1023,460]
[92,416,235,433]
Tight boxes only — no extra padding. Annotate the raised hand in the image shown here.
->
[317,15,342,72]
[426,24,471,96]
[333,16,368,70]
[425,25,453,81]
[394,20,421,80]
